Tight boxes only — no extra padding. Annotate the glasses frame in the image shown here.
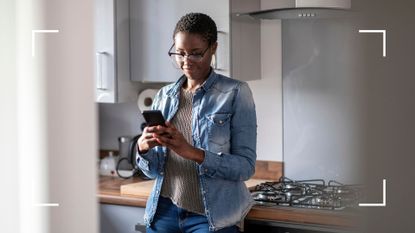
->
[167,43,210,63]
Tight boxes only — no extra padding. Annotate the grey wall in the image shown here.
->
[99,102,143,150]
[247,19,283,162]
[282,18,365,183]
[352,1,415,232]
[99,84,163,150]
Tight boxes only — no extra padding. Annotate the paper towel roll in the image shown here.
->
[137,89,158,111]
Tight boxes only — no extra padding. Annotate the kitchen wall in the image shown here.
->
[247,20,283,161]
[99,102,143,149]
[99,83,164,150]
[282,17,365,183]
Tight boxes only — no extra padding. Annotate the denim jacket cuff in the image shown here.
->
[136,150,151,171]
[198,149,223,177]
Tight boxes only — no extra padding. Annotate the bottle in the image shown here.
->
[99,151,117,176]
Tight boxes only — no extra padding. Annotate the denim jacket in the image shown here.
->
[137,70,257,231]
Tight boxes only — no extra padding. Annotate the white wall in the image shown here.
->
[0,1,20,232]
[0,1,98,233]
[1,1,50,232]
[247,19,283,161]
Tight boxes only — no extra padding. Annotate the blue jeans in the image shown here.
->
[146,196,240,233]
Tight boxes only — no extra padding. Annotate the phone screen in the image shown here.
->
[142,110,166,127]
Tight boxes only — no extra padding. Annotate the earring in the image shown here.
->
[211,53,217,69]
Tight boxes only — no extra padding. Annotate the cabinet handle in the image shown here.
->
[96,51,108,90]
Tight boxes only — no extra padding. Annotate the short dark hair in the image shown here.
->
[173,13,217,45]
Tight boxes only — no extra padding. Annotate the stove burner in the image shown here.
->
[251,177,362,210]
[254,191,283,202]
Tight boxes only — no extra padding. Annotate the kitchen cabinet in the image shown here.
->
[245,219,354,233]
[95,0,139,103]
[130,0,261,82]
[100,204,146,233]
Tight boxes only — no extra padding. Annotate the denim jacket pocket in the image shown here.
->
[206,113,232,150]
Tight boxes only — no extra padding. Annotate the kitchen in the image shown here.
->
[97,0,363,232]
[2,0,415,233]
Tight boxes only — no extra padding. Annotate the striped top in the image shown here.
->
[160,88,205,215]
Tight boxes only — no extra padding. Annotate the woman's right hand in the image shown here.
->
[137,126,162,154]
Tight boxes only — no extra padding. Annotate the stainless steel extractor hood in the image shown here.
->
[237,0,351,20]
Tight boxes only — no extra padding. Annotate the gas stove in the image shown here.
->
[251,177,362,210]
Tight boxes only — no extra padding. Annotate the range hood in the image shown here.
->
[238,0,351,20]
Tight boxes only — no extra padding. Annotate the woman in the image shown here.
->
[137,13,257,233]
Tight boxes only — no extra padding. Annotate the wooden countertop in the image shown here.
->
[98,176,149,207]
[98,176,360,230]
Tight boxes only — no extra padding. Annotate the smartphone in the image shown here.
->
[142,110,166,127]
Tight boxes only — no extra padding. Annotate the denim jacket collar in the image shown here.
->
[166,68,218,97]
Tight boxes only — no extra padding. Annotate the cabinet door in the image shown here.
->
[230,0,261,81]
[95,0,116,102]
[100,204,146,233]
[130,0,230,82]
[95,0,139,103]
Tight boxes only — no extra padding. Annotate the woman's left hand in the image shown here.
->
[153,121,205,163]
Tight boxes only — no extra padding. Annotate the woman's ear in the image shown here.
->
[209,42,218,68]
[210,42,218,54]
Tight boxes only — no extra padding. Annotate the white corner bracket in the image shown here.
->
[358,30,386,57]
[33,203,60,207]
[359,179,386,207]
[31,29,60,57]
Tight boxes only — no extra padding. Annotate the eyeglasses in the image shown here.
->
[168,43,210,63]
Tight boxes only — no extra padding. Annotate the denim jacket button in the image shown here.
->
[204,168,208,173]
[160,172,164,175]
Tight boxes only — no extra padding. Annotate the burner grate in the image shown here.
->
[251,177,362,210]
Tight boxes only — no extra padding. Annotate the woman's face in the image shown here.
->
[173,32,217,81]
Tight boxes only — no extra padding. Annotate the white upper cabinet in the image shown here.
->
[95,0,115,102]
[130,0,261,82]
[95,0,139,103]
